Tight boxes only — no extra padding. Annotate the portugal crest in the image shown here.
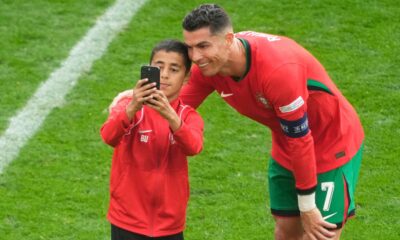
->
[256,92,271,109]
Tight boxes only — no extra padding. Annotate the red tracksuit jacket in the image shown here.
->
[100,97,204,237]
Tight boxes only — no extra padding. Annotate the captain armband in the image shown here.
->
[279,113,309,138]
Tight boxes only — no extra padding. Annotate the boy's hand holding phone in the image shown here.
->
[139,65,181,131]
[125,65,162,121]
[125,79,157,120]
[146,91,182,131]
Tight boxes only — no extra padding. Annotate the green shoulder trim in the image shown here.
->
[307,79,333,95]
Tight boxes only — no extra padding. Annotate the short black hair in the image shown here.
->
[149,39,191,74]
[182,4,232,34]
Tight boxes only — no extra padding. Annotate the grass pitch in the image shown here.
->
[0,0,399,239]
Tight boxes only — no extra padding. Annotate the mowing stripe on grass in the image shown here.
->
[0,0,147,174]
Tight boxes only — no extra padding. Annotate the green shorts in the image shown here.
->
[268,144,363,227]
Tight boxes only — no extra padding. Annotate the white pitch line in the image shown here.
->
[0,0,147,174]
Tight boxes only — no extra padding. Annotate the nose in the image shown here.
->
[191,48,202,63]
[160,67,168,79]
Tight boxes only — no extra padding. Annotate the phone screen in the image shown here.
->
[140,65,160,90]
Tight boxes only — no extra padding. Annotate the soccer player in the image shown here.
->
[112,4,364,240]
[180,4,364,239]
[101,40,204,240]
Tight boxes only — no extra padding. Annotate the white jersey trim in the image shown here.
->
[125,107,144,136]
[178,104,189,119]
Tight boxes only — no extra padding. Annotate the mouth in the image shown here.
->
[197,62,209,68]
[160,83,170,88]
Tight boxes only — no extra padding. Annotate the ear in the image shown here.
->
[225,32,234,46]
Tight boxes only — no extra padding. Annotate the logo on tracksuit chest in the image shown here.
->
[139,130,152,143]
[140,135,149,143]
[138,130,176,145]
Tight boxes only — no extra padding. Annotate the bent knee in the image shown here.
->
[274,216,304,240]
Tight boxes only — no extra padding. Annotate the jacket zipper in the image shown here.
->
[150,105,179,236]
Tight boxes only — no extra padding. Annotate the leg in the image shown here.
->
[331,228,343,240]
[268,158,347,240]
[273,216,303,240]
[274,216,345,240]
[269,143,363,240]
[301,227,343,240]
[269,158,304,239]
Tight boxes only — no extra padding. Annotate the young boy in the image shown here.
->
[100,40,204,240]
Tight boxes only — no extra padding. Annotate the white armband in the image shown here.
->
[297,192,316,212]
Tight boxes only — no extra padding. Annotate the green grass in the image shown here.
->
[0,0,116,135]
[0,0,399,239]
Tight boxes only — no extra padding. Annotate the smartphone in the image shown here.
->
[140,65,160,90]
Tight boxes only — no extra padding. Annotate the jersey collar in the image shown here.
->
[231,38,251,82]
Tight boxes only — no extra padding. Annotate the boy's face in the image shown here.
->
[183,27,230,77]
[151,50,187,101]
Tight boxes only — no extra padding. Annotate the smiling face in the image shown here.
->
[150,50,188,101]
[183,27,232,77]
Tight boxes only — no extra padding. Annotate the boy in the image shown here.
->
[101,40,204,240]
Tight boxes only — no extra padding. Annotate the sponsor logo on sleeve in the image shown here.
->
[279,96,304,113]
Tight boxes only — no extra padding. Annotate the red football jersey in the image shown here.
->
[180,31,364,191]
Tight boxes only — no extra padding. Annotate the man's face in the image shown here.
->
[183,27,230,77]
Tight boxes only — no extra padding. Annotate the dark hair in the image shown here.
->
[182,4,232,34]
[149,39,191,74]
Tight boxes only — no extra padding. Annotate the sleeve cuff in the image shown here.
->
[296,185,317,195]
[171,119,183,134]
[117,109,135,130]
